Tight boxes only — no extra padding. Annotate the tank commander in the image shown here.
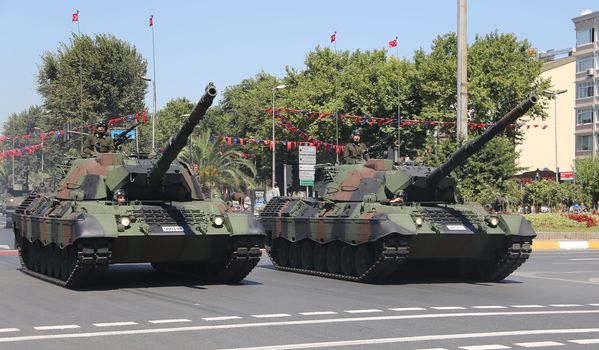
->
[83,119,115,156]
[343,128,369,164]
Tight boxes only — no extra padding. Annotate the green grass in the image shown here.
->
[524,213,599,232]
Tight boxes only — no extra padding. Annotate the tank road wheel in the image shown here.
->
[340,245,356,276]
[288,242,302,268]
[326,243,341,274]
[355,244,374,277]
[313,243,327,272]
[300,240,314,269]
[274,239,290,267]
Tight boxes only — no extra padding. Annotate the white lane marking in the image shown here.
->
[0,245,10,249]
[3,313,599,344]
[513,272,599,285]
[459,345,511,350]
[431,306,466,310]
[472,306,507,309]
[559,241,589,250]
[588,304,599,306]
[344,309,383,314]
[510,305,545,308]
[251,314,291,319]
[0,329,19,333]
[569,338,599,344]
[549,304,583,307]
[202,316,242,321]
[513,341,563,347]
[389,307,427,311]
[569,258,599,261]
[34,325,80,331]
[298,312,337,316]
[217,328,599,350]
[148,319,191,324]
[93,322,138,327]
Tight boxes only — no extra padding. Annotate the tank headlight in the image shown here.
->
[414,215,424,227]
[120,216,131,227]
[212,215,224,227]
[488,216,499,227]
[9,198,14,202]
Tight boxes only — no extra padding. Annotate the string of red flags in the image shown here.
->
[264,108,549,130]
[0,112,147,143]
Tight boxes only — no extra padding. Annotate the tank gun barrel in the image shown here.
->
[425,94,537,187]
[149,83,217,185]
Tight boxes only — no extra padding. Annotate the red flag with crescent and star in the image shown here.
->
[389,38,398,48]
[149,15,154,27]
[72,11,79,22]
[330,31,336,43]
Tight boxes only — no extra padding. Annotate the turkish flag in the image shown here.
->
[72,11,79,22]
[389,38,398,48]
[330,32,336,43]
[149,15,154,27]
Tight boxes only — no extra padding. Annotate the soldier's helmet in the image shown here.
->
[114,188,127,203]
[95,119,109,131]
[351,128,362,137]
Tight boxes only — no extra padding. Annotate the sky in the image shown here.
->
[0,0,597,126]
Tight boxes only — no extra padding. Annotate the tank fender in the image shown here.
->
[72,213,109,239]
[225,213,266,236]
[499,214,536,237]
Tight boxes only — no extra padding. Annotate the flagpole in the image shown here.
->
[76,10,84,153]
[395,36,401,163]
[333,31,339,165]
[151,15,157,153]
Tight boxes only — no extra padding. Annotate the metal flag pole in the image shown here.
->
[151,15,157,153]
[395,36,401,162]
[75,10,84,153]
[333,31,339,164]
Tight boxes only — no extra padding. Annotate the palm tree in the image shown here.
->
[178,129,256,195]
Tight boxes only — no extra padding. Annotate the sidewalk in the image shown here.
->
[532,232,599,250]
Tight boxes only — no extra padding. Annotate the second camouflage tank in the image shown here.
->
[260,95,538,283]
[13,83,265,288]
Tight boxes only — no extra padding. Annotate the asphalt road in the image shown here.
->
[1,222,598,350]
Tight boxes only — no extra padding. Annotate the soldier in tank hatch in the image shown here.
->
[343,128,369,164]
[83,119,115,156]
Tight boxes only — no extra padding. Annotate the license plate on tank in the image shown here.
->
[161,226,184,232]
[446,225,467,231]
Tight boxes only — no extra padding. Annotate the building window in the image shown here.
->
[576,81,594,99]
[576,27,595,46]
[576,135,593,151]
[576,109,594,125]
[577,55,594,72]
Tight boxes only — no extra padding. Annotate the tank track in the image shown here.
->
[484,235,533,282]
[267,238,409,283]
[18,239,112,289]
[152,245,262,284]
[215,246,262,283]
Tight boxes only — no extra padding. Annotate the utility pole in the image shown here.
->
[456,0,468,139]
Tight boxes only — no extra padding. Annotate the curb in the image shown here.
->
[532,240,599,250]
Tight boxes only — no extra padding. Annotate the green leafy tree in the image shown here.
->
[575,157,599,205]
[137,97,194,150]
[178,129,257,195]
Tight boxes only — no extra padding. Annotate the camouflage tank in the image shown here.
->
[13,83,265,288]
[2,178,28,228]
[260,95,538,282]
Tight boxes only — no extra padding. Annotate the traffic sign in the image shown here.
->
[299,155,316,164]
[299,146,316,155]
[300,179,314,186]
[299,164,315,171]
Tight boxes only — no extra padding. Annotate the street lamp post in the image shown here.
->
[34,127,44,173]
[141,75,157,153]
[271,84,287,191]
[544,89,567,182]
